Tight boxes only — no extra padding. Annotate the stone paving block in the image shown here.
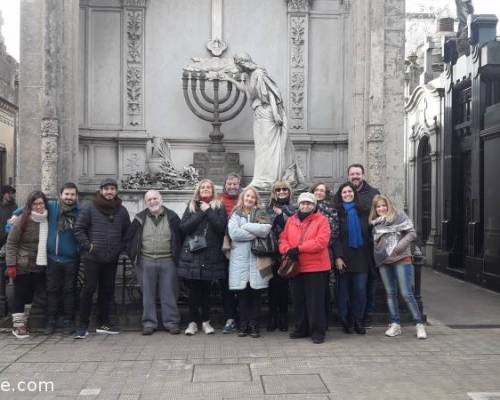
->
[468,394,500,400]
[192,363,251,382]
[261,374,329,395]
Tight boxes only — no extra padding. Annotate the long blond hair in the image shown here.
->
[188,178,222,212]
[369,194,397,223]
[233,186,261,214]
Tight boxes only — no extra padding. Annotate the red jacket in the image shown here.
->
[219,192,238,216]
[279,212,331,273]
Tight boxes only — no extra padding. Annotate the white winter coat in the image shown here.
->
[228,210,272,290]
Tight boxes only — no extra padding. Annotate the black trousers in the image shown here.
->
[237,284,262,327]
[220,278,238,321]
[187,279,211,322]
[46,260,78,321]
[291,271,328,340]
[13,272,46,313]
[268,274,289,315]
[79,259,117,328]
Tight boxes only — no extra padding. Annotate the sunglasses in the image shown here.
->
[275,188,289,192]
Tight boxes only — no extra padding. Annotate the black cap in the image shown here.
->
[99,178,118,189]
[0,185,16,196]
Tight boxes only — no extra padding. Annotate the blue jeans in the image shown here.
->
[336,272,368,323]
[379,264,422,324]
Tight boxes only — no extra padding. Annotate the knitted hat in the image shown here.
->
[297,192,317,205]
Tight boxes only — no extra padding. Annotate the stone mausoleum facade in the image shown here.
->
[16,0,406,214]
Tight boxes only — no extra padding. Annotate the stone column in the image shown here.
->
[17,0,80,202]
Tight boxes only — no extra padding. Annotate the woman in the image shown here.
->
[222,53,305,190]
[6,191,49,338]
[333,182,373,335]
[369,194,427,339]
[228,186,272,338]
[178,179,227,335]
[266,181,296,332]
[311,182,340,324]
[279,192,331,344]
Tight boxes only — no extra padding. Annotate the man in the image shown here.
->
[218,173,241,334]
[44,183,81,335]
[74,178,130,338]
[0,185,17,249]
[347,164,380,328]
[126,190,182,335]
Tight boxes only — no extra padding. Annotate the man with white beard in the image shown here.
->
[126,190,182,335]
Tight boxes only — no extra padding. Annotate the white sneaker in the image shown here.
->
[202,320,215,335]
[416,323,427,339]
[385,323,402,337]
[185,322,198,336]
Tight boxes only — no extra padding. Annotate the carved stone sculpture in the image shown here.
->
[455,0,474,56]
[222,53,306,190]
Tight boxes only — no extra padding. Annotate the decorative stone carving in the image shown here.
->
[41,118,59,197]
[289,16,307,130]
[122,0,147,7]
[125,9,144,127]
[287,0,311,12]
[454,0,474,56]
[367,125,384,142]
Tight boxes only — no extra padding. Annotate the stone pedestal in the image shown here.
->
[193,152,243,185]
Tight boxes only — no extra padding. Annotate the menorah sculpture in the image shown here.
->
[182,57,247,182]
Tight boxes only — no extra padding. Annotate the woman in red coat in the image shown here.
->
[279,192,331,344]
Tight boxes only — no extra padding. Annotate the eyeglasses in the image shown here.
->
[275,188,289,192]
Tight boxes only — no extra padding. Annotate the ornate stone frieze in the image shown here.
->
[121,0,147,7]
[367,124,384,142]
[41,118,59,197]
[125,9,144,127]
[289,15,307,130]
[287,0,312,12]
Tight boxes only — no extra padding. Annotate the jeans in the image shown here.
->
[141,257,180,329]
[79,259,117,328]
[46,260,78,321]
[336,271,368,323]
[364,267,378,319]
[379,263,423,324]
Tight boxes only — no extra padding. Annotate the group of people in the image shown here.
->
[0,162,427,343]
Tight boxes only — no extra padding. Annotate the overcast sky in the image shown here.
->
[1,0,500,62]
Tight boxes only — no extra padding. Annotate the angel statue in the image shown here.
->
[221,52,306,190]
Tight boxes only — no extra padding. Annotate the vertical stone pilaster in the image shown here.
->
[41,118,59,198]
[287,0,310,132]
[122,0,146,128]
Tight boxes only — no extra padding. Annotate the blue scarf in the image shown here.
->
[342,202,364,248]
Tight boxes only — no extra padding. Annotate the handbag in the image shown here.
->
[251,232,277,257]
[188,226,208,252]
[277,255,299,279]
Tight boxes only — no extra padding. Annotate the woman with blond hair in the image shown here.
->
[369,194,427,339]
[265,180,295,331]
[228,186,272,338]
[178,179,227,335]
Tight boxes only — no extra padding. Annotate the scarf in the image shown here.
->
[30,210,48,266]
[57,203,78,232]
[371,212,414,266]
[342,202,363,248]
[93,193,122,216]
[297,210,313,221]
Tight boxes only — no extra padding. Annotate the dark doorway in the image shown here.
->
[417,136,431,244]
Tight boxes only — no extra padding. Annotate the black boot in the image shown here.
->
[266,313,277,332]
[354,320,366,335]
[238,321,249,337]
[278,313,288,332]
[249,323,261,338]
[341,321,353,334]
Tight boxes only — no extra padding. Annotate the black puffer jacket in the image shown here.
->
[177,203,227,280]
[74,199,130,263]
[125,207,182,265]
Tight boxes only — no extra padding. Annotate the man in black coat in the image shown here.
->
[0,185,17,249]
[74,178,130,338]
[348,164,380,328]
[126,190,182,335]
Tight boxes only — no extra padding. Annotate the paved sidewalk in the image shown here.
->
[0,269,499,400]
